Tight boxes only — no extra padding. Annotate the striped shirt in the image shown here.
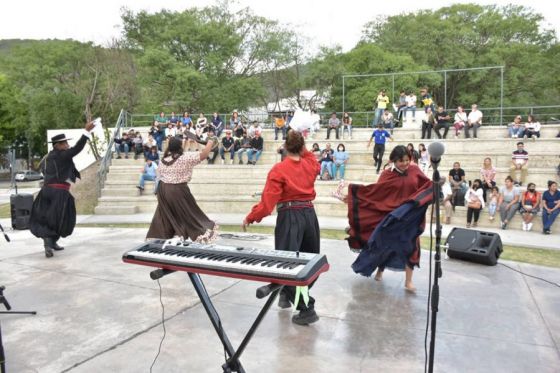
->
[511,150,528,164]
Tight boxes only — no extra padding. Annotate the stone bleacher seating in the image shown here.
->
[95,123,560,234]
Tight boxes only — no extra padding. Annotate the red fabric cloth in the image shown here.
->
[46,183,71,191]
[346,164,433,250]
[246,149,320,224]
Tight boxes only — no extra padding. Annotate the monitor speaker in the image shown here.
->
[445,227,502,266]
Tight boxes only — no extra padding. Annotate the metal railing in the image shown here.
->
[96,109,128,197]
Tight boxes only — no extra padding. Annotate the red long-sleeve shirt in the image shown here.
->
[246,149,320,224]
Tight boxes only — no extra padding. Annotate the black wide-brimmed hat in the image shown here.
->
[49,133,72,144]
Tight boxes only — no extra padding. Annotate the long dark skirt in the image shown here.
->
[274,206,320,311]
[30,187,76,239]
[147,182,217,242]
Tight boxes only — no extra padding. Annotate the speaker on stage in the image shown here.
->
[10,193,33,230]
[445,227,503,266]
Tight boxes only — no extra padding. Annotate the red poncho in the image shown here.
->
[346,164,433,250]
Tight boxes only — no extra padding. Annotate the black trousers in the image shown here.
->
[373,143,385,172]
[481,181,495,203]
[421,121,432,139]
[326,126,339,139]
[434,123,449,138]
[275,207,320,311]
[467,207,481,223]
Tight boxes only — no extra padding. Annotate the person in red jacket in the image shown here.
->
[345,145,433,291]
[243,130,321,325]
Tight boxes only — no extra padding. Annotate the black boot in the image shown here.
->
[291,308,319,325]
[43,238,54,258]
[52,239,64,251]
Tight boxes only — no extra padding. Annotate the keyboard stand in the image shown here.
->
[188,273,284,373]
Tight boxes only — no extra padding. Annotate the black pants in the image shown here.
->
[207,149,219,164]
[467,207,481,223]
[481,181,495,203]
[326,126,339,139]
[373,143,385,172]
[275,207,320,311]
[434,123,449,138]
[421,121,432,139]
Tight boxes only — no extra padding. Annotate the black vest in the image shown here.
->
[41,135,88,184]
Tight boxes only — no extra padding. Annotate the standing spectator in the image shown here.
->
[441,177,453,224]
[405,91,417,122]
[311,143,322,162]
[219,130,235,164]
[247,131,264,165]
[480,157,497,202]
[508,115,524,138]
[406,143,420,164]
[498,176,521,230]
[487,186,499,221]
[465,179,485,228]
[367,123,392,174]
[418,143,429,175]
[434,106,451,139]
[320,143,334,179]
[520,183,541,231]
[465,104,483,139]
[396,90,407,123]
[211,112,224,137]
[510,142,529,186]
[419,87,436,113]
[114,132,133,159]
[248,121,263,138]
[136,158,158,194]
[374,89,390,126]
[524,114,541,139]
[229,110,241,130]
[333,143,349,180]
[449,162,468,206]
[421,107,436,139]
[206,128,220,164]
[342,112,353,139]
[326,112,340,140]
[155,112,168,126]
[274,114,287,141]
[541,180,560,234]
[236,131,251,164]
[381,109,395,134]
[453,106,468,138]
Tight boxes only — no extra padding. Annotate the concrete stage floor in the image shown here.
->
[0,228,559,373]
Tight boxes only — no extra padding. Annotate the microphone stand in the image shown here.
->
[428,158,443,373]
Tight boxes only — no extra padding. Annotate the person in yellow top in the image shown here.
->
[274,114,287,140]
[374,89,390,126]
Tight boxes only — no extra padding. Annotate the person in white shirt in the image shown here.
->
[247,121,263,138]
[440,177,453,224]
[465,104,483,139]
[524,114,541,139]
[453,106,468,138]
[310,109,321,137]
[466,179,485,228]
[405,91,417,122]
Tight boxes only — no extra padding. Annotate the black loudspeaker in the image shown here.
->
[445,227,503,266]
[10,193,33,230]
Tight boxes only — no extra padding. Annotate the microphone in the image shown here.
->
[428,142,445,166]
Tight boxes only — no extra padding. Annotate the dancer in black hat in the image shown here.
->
[30,121,95,257]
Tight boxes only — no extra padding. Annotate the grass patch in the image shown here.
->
[0,203,10,219]
[74,222,560,268]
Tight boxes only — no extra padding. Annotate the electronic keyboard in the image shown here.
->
[123,239,329,286]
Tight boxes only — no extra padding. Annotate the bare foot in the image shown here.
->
[405,282,416,292]
[374,271,383,281]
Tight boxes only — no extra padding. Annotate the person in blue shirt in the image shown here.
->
[541,180,560,234]
[333,143,350,180]
[367,123,393,174]
[137,158,159,194]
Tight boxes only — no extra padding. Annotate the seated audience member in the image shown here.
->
[149,121,165,151]
[407,143,420,164]
[342,112,353,139]
[487,186,499,221]
[396,90,407,123]
[524,114,541,139]
[380,109,394,135]
[211,112,224,137]
[132,132,144,159]
[541,180,560,234]
[453,106,468,138]
[274,115,287,141]
[143,134,157,158]
[480,157,497,202]
[236,131,251,164]
[146,146,159,164]
[229,110,241,130]
[311,143,322,162]
[248,121,263,138]
[498,176,521,230]
[508,115,524,138]
[114,133,133,159]
[465,179,485,228]
[421,107,436,139]
[136,158,158,194]
[418,143,429,175]
[326,112,340,140]
[181,112,192,128]
[405,91,417,122]
[320,143,334,179]
[465,104,483,139]
[155,112,168,125]
[510,142,529,186]
[449,162,468,206]
[441,177,453,224]
[195,113,207,137]
[233,120,246,140]
[246,131,264,165]
[310,110,321,138]
[333,143,349,180]
[169,112,179,125]
[206,128,220,164]
[434,106,451,139]
[519,183,541,231]
[220,130,236,164]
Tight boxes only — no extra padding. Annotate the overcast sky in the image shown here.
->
[0,0,558,52]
